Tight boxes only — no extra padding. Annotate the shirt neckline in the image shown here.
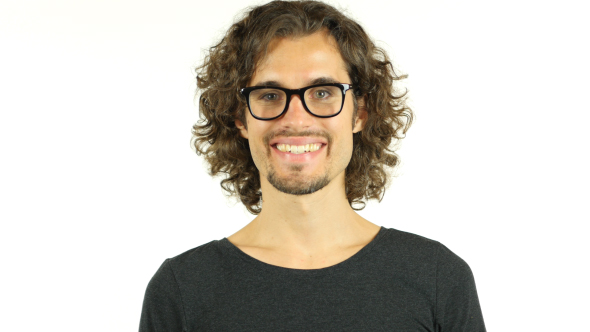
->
[219,226,387,276]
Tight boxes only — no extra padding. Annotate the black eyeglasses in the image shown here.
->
[239,83,353,121]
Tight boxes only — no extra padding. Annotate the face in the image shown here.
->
[235,31,367,196]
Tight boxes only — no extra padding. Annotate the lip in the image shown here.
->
[269,137,328,146]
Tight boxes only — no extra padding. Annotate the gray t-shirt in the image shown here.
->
[139,226,486,331]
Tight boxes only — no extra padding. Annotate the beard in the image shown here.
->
[266,164,331,195]
[261,129,334,195]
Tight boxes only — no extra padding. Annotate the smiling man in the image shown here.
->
[139,1,486,331]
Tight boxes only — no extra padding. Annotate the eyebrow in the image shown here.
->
[252,76,340,88]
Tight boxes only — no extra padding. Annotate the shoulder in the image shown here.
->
[164,239,226,279]
[380,228,478,296]
[380,227,439,247]
[140,243,227,332]
[379,226,442,258]
[377,227,472,275]
[145,240,223,286]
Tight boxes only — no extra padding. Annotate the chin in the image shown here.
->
[267,171,331,196]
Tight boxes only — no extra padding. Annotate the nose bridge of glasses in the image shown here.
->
[284,89,308,111]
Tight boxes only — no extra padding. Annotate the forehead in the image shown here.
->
[249,31,350,87]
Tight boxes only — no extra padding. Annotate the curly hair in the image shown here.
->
[192,0,413,214]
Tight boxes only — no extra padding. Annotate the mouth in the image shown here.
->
[267,134,330,161]
[270,142,326,161]
[273,143,323,154]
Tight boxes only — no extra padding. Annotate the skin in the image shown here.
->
[229,30,381,270]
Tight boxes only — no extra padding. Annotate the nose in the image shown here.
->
[279,94,314,128]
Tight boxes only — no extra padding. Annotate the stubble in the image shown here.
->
[262,129,333,195]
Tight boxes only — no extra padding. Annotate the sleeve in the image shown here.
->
[139,259,187,332]
[434,243,486,332]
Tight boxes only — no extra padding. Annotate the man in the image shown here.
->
[139,1,486,331]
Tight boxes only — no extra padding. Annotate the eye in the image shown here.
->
[261,93,279,101]
[314,90,331,99]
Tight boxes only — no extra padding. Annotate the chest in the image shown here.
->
[183,268,437,332]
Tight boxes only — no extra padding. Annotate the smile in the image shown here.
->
[270,143,326,162]
[275,143,322,154]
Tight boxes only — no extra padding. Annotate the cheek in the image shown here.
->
[329,126,355,162]
[248,139,266,173]
[341,133,354,160]
[246,126,270,169]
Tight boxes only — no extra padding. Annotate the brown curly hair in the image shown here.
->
[191,0,413,214]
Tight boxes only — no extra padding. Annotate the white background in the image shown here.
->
[1,0,588,331]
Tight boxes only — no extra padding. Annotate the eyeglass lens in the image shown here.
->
[248,85,342,119]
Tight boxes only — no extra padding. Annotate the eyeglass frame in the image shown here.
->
[239,83,354,121]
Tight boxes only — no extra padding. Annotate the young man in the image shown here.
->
[139,1,486,331]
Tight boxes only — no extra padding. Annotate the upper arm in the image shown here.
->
[435,243,486,332]
[139,259,187,332]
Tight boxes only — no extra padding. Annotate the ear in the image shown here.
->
[235,119,249,139]
[352,95,368,133]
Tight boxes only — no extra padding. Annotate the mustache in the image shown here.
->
[263,129,333,146]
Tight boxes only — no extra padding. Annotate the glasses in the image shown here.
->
[239,83,353,121]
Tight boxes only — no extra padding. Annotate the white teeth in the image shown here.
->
[276,143,322,153]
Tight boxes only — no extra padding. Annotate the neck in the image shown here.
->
[242,171,375,256]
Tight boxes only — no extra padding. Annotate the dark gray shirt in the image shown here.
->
[139,226,486,331]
